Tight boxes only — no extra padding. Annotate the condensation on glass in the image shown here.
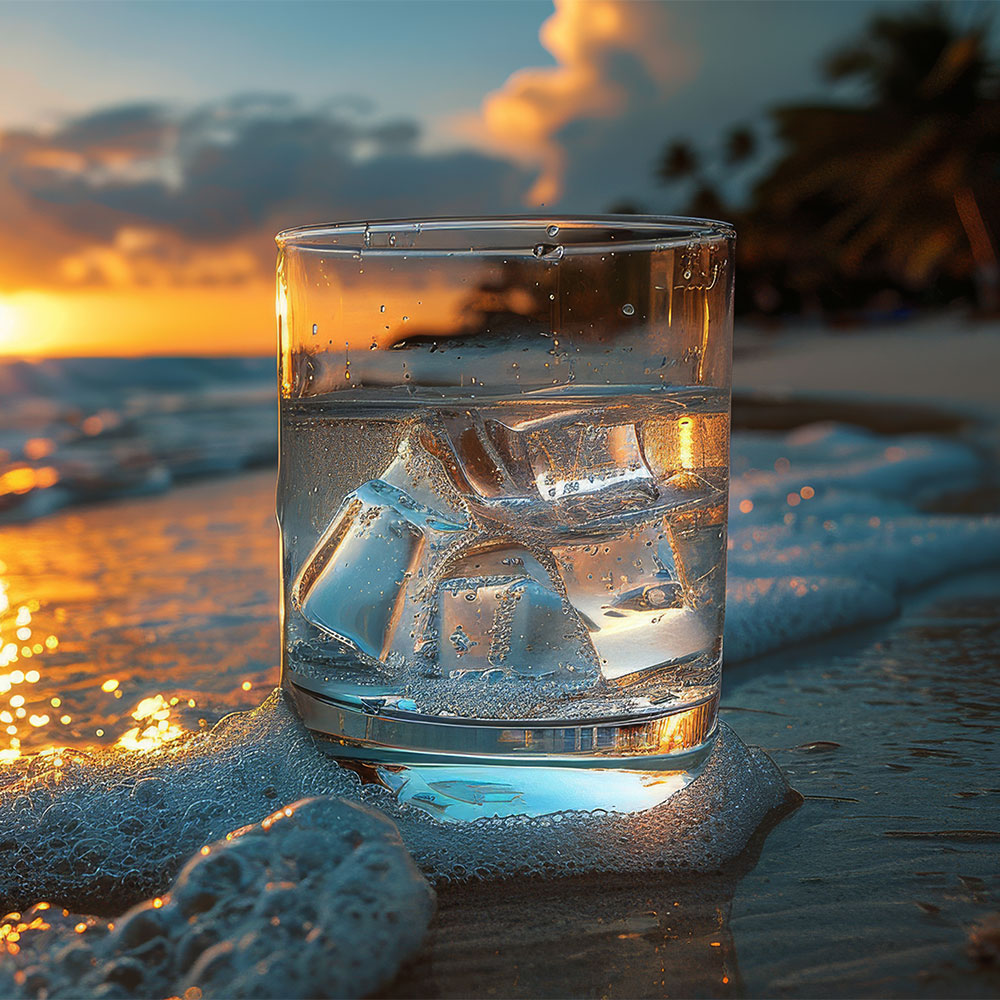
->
[276,217,734,773]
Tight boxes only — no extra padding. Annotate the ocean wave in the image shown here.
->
[725,422,1000,661]
[0,357,276,522]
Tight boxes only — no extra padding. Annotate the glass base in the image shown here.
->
[287,678,718,820]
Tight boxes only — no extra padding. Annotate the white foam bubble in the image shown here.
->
[0,797,433,1000]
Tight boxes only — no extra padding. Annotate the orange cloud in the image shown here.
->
[58,228,260,287]
[0,96,527,300]
[0,94,538,356]
[471,0,697,205]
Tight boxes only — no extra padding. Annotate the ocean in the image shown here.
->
[0,356,277,521]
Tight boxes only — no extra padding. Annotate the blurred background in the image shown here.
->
[0,0,998,753]
[1,0,998,356]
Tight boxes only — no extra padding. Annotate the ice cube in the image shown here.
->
[552,516,712,683]
[293,479,467,661]
[435,568,596,682]
[431,410,525,501]
[445,542,554,584]
[380,426,471,520]
[484,411,657,503]
[391,543,553,667]
[534,423,651,502]
[433,541,587,677]
[437,576,509,675]
[496,577,587,679]
[664,499,727,610]
[426,409,658,525]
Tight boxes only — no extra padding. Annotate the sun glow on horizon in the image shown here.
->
[0,299,20,350]
[0,291,75,357]
[0,275,471,359]
[0,284,273,358]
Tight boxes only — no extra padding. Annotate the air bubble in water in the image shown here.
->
[683,269,692,280]
[546,224,559,238]
[622,303,635,316]
[533,243,564,260]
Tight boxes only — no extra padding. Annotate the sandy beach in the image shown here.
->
[735,314,1000,421]
[3,0,999,992]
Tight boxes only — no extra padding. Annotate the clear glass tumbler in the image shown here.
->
[276,217,734,815]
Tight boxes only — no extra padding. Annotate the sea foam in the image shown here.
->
[725,423,1000,662]
[0,689,789,996]
[0,796,434,1000]
[0,690,790,914]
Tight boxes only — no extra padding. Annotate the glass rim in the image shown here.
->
[275,214,735,256]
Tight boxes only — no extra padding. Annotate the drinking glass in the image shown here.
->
[276,217,734,817]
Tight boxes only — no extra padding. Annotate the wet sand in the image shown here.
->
[726,571,1000,999]
[0,471,278,753]
[378,815,791,1000]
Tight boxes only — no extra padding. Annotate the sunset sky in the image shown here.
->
[0,0,993,357]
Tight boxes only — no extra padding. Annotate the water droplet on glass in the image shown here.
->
[622,303,635,316]
[311,323,318,336]
[683,269,692,280]
[388,233,396,247]
[379,304,385,313]
[546,224,559,238]
[533,243,564,260]
[402,316,409,322]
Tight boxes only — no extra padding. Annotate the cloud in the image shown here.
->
[0,2,700,297]
[0,96,529,292]
[464,0,698,205]
[49,104,172,160]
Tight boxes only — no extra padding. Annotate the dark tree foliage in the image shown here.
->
[654,2,1000,318]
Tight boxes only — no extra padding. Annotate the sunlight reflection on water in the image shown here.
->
[0,470,279,759]
[0,572,197,760]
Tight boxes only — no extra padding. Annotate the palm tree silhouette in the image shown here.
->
[750,1,1000,313]
[655,127,757,222]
